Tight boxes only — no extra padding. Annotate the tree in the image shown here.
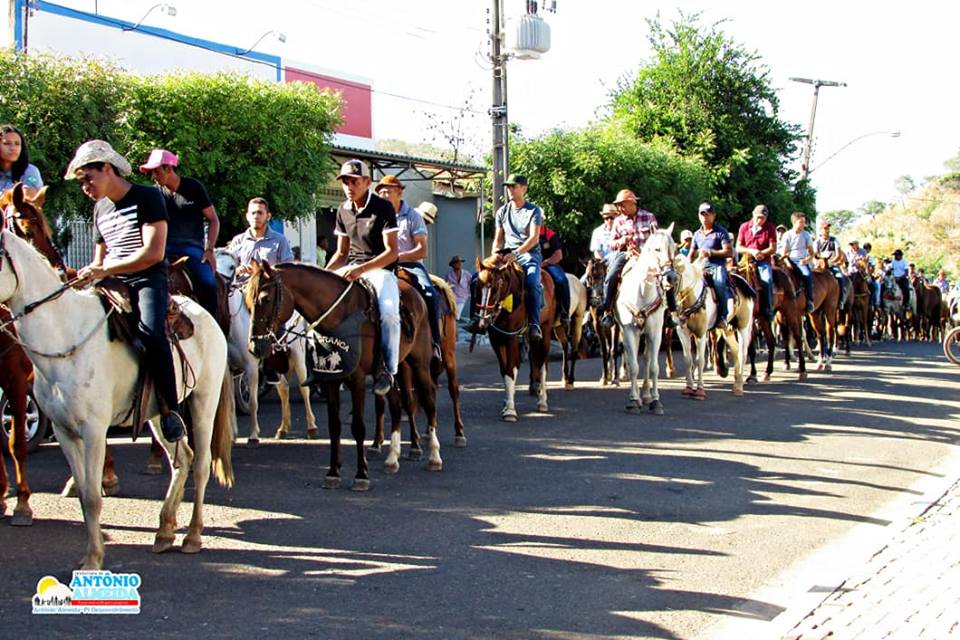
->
[819,209,857,233]
[858,200,888,218]
[894,175,915,196]
[608,12,810,224]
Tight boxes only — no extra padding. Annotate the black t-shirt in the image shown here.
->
[335,192,398,269]
[539,226,562,259]
[161,176,212,248]
[94,183,169,277]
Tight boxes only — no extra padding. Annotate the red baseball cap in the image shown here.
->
[139,149,179,173]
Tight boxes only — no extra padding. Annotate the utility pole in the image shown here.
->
[490,0,508,217]
[790,77,846,181]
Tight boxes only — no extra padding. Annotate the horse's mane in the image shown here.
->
[2,228,94,300]
[244,261,348,311]
[429,274,457,313]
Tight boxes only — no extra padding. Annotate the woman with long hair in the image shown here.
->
[0,124,43,196]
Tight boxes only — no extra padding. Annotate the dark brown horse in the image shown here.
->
[802,262,841,370]
[848,268,873,348]
[738,257,806,382]
[914,278,944,342]
[246,262,440,489]
[473,256,556,421]
[583,257,623,385]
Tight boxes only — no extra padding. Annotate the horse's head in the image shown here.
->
[583,257,607,306]
[1,183,67,274]
[473,254,522,330]
[167,256,193,296]
[643,223,678,291]
[245,260,296,359]
[215,248,239,283]
[0,229,18,303]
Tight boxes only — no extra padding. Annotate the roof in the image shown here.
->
[330,144,487,183]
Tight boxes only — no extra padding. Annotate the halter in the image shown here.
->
[248,274,290,352]
[475,262,528,336]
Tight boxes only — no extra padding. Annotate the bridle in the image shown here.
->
[248,273,290,353]
[475,262,527,336]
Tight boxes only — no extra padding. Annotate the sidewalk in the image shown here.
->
[783,476,960,639]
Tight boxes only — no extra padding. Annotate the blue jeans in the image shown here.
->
[756,260,774,317]
[516,252,543,329]
[123,271,178,411]
[601,251,627,312]
[870,280,880,307]
[167,242,218,318]
[543,263,570,318]
[705,263,729,316]
[791,260,814,302]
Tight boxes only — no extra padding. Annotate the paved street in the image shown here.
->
[1,339,958,639]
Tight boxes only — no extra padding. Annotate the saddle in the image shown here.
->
[94,277,193,441]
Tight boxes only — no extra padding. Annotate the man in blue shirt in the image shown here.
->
[690,202,733,329]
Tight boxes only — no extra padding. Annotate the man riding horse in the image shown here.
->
[779,211,816,313]
[599,189,659,329]
[690,202,733,329]
[736,204,777,322]
[814,218,850,309]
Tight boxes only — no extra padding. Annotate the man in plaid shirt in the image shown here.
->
[599,189,658,328]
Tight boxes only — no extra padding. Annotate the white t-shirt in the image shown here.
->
[780,229,814,262]
[891,258,908,278]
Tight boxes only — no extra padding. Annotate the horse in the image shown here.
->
[672,247,755,398]
[737,256,806,382]
[788,261,840,370]
[881,272,909,342]
[583,257,623,386]
[557,272,588,389]
[0,228,235,569]
[914,278,944,342]
[615,226,674,413]
[473,255,556,421]
[214,249,317,445]
[425,274,466,445]
[245,261,440,488]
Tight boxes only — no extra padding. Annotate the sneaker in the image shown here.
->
[373,371,394,396]
[600,313,616,329]
[160,411,186,442]
[263,369,281,385]
[529,324,543,341]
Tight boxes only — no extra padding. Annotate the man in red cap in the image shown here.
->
[140,148,221,319]
[599,188,659,327]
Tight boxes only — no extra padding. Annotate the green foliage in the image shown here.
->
[508,124,713,261]
[0,51,341,233]
[820,209,857,233]
[607,12,809,223]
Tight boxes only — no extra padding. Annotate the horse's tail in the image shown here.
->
[211,368,236,488]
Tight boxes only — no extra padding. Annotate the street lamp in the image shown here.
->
[123,3,177,32]
[808,130,901,175]
[791,77,847,181]
[237,30,287,56]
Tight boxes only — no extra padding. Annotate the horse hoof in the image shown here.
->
[407,448,423,461]
[746,375,757,384]
[323,476,341,490]
[246,438,260,448]
[181,537,202,554]
[366,445,382,459]
[527,385,538,396]
[682,386,695,397]
[102,478,120,497]
[626,400,641,413]
[427,460,443,472]
[762,373,771,383]
[61,478,78,498]
[564,382,574,391]
[537,402,549,412]
[694,389,706,401]
[306,429,320,440]
[650,400,664,416]
[351,478,371,492]
[501,411,518,423]
[152,536,176,554]
[732,388,744,397]
[145,461,164,476]
[383,461,399,474]
[454,435,467,448]
[823,364,832,372]
[10,511,33,527]
[274,430,288,440]
[798,372,808,382]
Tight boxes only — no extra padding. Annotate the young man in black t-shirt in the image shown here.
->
[325,159,400,396]
[66,140,185,442]
[140,149,220,318]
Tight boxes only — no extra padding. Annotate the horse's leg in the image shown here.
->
[323,381,343,489]
[694,331,708,398]
[371,393,386,454]
[444,340,466,447]
[622,326,641,411]
[290,345,319,439]
[181,373,220,555]
[245,360,261,446]
[747,325,759,384]
[275,374,292,439]
[55,421,107,569]
[664,325,675,379]
[6,385,33,525]
[497,337,519,422]
[762,319,775,382]
[398,362,423,461]
[149,416,196,555]
[731,329,745,396]
[411,357,442,472]
[598,323,611,384]
[678,324,696,396]
[382,385,405,473]
[534,335,550,413]
[348,375,370,491]
[0,409,8,518]
[101,447,120,497]
[145,434,165,475]
[647,325,664,415]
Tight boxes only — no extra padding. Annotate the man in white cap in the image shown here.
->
[325,159,400,395]
[65,140,185,442]
[139,148,220,319]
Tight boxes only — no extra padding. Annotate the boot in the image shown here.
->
[529,324,543,341]
[160,410,185,442]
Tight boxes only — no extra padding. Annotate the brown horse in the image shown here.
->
[473,255,556,421]
[914,279,944,342]
[583,257,623,385]
[848,269,873,348]
[246,262,440,489]
[738,257,806,382]
[800,262,841,370]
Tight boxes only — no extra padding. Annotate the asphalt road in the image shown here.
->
[1,339,959,639]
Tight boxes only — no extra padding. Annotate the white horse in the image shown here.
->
[672,253,755,398]
[615,226,674,415]
[216,249,317,445]
[0,229,235,569]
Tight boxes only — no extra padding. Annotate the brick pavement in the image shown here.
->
[784,476,960,639]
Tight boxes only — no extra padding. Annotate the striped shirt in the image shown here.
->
[94,183,169,277]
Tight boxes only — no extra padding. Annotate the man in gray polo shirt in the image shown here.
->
[229,196,293,281]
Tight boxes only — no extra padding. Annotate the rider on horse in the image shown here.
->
[140,148,221,319]
[599,189,659,329]
[468,173,546,341]
[815,218,849,309]
[374,175,442,361]
[539,223,571,331]
[326,159,401,395]
[779,211,816,313]
[736,204,777,322]
[690,202,734,329]
[890,249,911,304]
[66,140,186,442]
